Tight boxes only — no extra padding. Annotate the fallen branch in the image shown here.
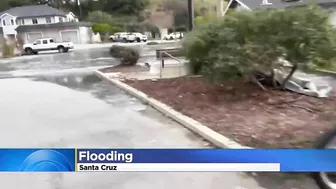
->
[281,64,298,90]
[271,69,280,89]
[289,104,316,113]
[252,75,267,91]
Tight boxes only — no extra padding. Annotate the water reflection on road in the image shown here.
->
[0,48,115,76]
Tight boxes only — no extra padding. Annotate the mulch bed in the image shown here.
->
[124,76,336,148]
[100,64,149,73]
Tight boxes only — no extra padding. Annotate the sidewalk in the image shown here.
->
[73,40,180,51]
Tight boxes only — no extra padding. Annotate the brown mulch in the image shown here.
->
[124,76,336,148]
[100,64,149,73]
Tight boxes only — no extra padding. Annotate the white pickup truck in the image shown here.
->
[109,32,136,43]
[23,38,74,55]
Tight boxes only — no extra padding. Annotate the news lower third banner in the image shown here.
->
[0,149,335,172]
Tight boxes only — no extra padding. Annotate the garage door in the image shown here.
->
[26,33,42,43]
[60,30,79,44]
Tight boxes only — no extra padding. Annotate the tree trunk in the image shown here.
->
[281,64,297,90]
[270,69,279,89]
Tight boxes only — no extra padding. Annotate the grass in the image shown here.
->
[308,61,336,72]
[316,64,336,72]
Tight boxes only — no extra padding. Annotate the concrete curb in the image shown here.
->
[95,70,250,149]
[315,69,336,77]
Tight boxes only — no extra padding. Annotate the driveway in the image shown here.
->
[0,48,320,189]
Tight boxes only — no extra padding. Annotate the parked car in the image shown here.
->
[23,38,74,55]
[164,32,184,40]
[132,32,148,42]
[109,32,136,43]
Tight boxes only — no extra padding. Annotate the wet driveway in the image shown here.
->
[0,48,318,189]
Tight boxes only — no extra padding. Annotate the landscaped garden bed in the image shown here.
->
[124,76,336,148]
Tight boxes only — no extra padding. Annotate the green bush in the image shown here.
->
[194,15,217,28]
[146,41,159,45]
[110,26,123,34]
[92,23,112,35]
[183,5,336,87]
[109,45,140,66]
[1,42,14,58]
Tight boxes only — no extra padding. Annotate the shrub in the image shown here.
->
[147,41,159,45]
[109,45,140,66]
[110,26,123,34]
[183,5,336,89]
[194,15,217,27]
[1,42,14,58]
[92,23,112,35]
[16,35,25,52]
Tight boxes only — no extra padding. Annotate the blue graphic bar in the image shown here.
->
[0,149,335,172]
[77,149,336,172]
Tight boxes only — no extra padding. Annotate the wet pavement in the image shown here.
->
[0,47,320,189]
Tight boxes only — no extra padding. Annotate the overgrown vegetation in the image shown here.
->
[183,5,336,90]
[92,23,122,41]
[1,42,15,58]
[16,35,25,52]
[109,45,140,66]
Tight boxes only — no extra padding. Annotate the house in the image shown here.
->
[65,12,79,22]
[0,5,93,44]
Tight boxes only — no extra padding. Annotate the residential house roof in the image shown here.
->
[236,0,336,9]
[0,5,66,18]
[65,11,78,18]
[15,22,92,32]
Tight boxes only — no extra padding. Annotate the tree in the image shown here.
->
[98,0,149,15]
[183,5,336,90]
[87,11,114,24]
[0,0,31,11]
[146,0,221,29]
[30,0,67,9]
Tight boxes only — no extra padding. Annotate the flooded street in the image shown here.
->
[0,47,318,189]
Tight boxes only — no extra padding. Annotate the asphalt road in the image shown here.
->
[0,47,319,189]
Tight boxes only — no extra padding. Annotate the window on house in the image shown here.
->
[11,19,14,25]
[16,19,19,25]
[21,19,25,25]
[46,17,51,23]
[3,19,6,26]
[32,19,38,24]
[42,40,48,44]
[50,39,55,43]
[59,17,64,23]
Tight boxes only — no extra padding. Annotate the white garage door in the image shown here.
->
[60,30,79,44]
[26,33,42,43]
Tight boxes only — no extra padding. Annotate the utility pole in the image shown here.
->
[187,0,194,31]
[78,0,83,21]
